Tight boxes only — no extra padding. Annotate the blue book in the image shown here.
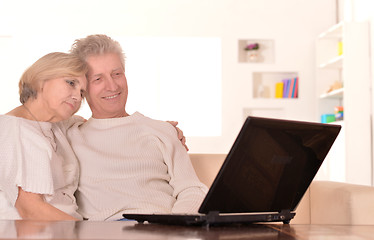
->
[291,77,298,98]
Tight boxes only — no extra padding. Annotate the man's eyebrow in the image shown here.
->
[112,68,123,72]
[89,73,102,78]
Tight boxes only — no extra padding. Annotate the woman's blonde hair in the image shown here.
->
[70,34,125,69]
[19,52,88,104]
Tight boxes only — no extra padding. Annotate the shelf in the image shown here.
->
[238,39,274,63]
[252,72,298,99]
[319,55,343,69]
[329,120,344,126]
[319,88,344,99]
[318,22,343,39]
[316,22,343,69]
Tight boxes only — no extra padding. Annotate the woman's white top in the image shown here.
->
[0,115,81,220]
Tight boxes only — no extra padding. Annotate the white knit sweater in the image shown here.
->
[68,112,208,221]
[0,115,81,220]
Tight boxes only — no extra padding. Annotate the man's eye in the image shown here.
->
[113,72,122,77]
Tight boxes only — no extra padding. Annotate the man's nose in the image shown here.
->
[105,76,118,91]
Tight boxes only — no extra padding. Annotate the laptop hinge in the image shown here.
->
[279,209,293,223]
[206,211,220,222]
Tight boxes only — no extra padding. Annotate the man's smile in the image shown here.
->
[103,93,120,100]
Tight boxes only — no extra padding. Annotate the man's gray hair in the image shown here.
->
[70,34,125,68]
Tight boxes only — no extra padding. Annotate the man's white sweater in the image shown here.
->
[68,112,208,221]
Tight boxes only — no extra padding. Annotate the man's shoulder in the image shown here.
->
[134,112,177,137]
[135,112,172,128]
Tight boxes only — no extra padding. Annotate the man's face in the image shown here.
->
[85,53,128,119]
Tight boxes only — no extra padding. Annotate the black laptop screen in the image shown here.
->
[199,116,341,214]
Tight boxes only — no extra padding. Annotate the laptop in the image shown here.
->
[123,116,341,226]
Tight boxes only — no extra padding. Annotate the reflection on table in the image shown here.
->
[0,220,373,240]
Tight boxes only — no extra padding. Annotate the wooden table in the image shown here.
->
[0,220,373,239]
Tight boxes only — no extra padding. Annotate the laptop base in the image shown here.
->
[123,210,295,226]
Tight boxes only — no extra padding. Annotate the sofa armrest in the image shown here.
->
[310,181,374,225]
[291,188,311,224]
[189,154,226,187]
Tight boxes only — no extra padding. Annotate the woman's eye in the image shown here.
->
[66,80,75,87]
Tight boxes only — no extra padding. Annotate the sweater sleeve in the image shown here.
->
[0,118,54,207]
[57,115,85,135]
[151,120,208,213]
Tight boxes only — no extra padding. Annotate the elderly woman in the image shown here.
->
[0,52,87,220]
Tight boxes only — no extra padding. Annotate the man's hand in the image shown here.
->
[167,121,189,151]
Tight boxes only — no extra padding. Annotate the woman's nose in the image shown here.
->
[72,89,82,102]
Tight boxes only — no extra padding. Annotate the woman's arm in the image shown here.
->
[15,187,78,221]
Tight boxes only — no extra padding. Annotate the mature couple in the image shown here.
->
[0,35,207,221]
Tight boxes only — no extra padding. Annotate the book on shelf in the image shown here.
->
[276,77,298,98]
[282,79,289,98]
[288,78,295,98]
[275,82,283,98]
[292,77,298,98]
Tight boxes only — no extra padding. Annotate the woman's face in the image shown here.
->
[38,75,87,122]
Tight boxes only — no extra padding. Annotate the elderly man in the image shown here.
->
[67,35,208,221]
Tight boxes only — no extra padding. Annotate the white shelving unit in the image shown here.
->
[315,21,372,186]
[238,39,300,121]
[319,88,344,99]
[316,21,343,117]
[318,55,343,69]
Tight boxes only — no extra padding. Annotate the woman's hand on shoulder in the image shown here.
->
[167,121,189,151]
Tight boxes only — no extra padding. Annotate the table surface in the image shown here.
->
[0,220,373,240]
